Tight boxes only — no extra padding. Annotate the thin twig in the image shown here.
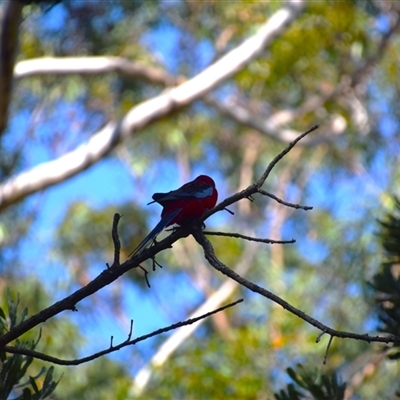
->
[316,330,326,343]
[139,266,151,288]
[127,319,134,342]
[112,213,121,266]
[258,189,313,210]
[200,126,319,224]
[256,125,319,187]
[323,335,333,365]
[204,231,295,245]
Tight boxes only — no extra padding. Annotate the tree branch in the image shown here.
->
[14,56,182,86]
[204,230,295,245]
[0,0,304,210]
[192,227,400,344]
[0,0,23,136]
[13,55,342,147]
[257,189,313,210]
[199,124,319,224]
[0,215,193,347]
[133,233,262,394]
[111,213,121,267]
[133,281,243,393]
[3,299,243,365]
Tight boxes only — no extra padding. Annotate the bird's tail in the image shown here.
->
[129,208,182,258]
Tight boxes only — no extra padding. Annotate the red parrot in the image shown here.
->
[130,175,218,257]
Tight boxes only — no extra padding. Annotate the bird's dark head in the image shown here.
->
[195,175,216,187]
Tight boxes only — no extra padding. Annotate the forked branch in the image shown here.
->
[192,228,400,345]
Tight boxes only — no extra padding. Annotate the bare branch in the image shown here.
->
[200,125,319,224]
[323,335,334,365]
[256,125,319,187]
[0,0,304,211]
[0,122,118,210]
[139,265,151,288]
[14,57,332,151]
[0,0,23,136]
[257,189,313,210]
[111,213,121,267]
[204,230,295,245]
[192,227,400,344]
[133,241,259,394]
[3,299,243,365]
[14,56,182,86]
[13,56,342,148]
[0,218,196,347]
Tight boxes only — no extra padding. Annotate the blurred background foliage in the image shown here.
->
[1,0,400,398]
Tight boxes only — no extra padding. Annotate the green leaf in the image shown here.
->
[29,376,39,394]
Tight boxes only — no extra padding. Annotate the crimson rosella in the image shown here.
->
[130,175,218,257]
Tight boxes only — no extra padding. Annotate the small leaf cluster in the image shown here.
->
[0,291,60,400]
[370,197,400,360]
[274,363,346,400]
